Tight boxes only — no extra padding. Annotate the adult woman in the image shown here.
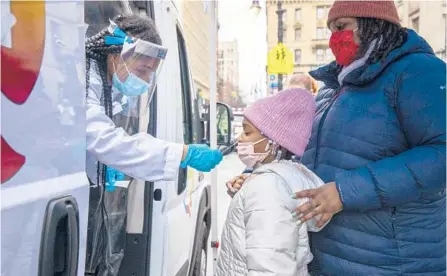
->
[84,14,223,274]
[294,1,446,275]
[228,1,446,275]
[85,14,222,186]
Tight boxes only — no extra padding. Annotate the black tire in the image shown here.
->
[192,221,209,276]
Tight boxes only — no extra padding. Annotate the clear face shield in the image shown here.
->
[107,20,167,118]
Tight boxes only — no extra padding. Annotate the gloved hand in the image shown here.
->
[105,166,125,192]
[180,144,223,172]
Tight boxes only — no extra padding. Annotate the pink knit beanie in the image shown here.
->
[244,88,316,157]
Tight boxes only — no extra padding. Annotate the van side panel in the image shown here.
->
[150,1,210,276]
[1,1,89,275]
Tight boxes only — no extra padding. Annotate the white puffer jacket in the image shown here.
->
[216,161,327,276]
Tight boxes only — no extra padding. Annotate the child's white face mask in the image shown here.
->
[236,138,269,169]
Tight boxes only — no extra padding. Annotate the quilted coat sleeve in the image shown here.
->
[335,56,446,211]
[242,173,300,276]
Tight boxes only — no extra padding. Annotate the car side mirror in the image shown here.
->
[216,102,233,147]
[200,102,234,155]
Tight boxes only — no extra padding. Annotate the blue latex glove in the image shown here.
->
[105,167,125,192]
[180,144,223,172]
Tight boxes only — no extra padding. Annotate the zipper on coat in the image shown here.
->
[391,207,397,237]
[391,207,396,221]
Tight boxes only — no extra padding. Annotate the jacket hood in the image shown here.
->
[309,29,435,88]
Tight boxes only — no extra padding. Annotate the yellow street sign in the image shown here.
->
[267,43,294,75]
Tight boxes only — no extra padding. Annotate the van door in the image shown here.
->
[1,1,88,275]
[164,24,198,276]
[84,1,160,275]
[149,2,212,275]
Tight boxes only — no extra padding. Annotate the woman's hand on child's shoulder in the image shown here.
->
[226,174,249,198]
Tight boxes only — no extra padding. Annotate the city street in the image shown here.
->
[215,152,245,238]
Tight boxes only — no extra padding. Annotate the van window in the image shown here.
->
[177,26,193,194]
[128,1,152,17]
[85,1,127,37]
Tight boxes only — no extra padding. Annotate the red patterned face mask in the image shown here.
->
[329,29,359,66]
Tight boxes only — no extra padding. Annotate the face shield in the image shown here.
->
[106,20,167,118]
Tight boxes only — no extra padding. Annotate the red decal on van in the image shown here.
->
[1,1,46,104]
[1,2,45,183]
[1,137,25,183]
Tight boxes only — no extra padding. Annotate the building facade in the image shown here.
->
[217,40,240,105]
[266,0,334,88]
[177,0,213,107]
[395,0,446,61]
[218,40,239,88]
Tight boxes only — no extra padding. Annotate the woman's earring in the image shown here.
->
[275,150,282,162]
[275,149,282,162]
[265,139,273,152]
[271,141,278,155]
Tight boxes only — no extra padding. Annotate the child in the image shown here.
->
[216,88,328,276]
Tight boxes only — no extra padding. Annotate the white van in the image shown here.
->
[1,1,232,275]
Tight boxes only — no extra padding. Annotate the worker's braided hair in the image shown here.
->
[85,14,162,185]
[356,18,408,64]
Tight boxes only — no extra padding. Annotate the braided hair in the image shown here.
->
[356,18,408,64]
[85,14,162,186]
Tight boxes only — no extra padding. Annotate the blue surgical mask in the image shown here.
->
[112,73,150,97]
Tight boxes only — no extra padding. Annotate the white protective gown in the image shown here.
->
[85,63,184,185]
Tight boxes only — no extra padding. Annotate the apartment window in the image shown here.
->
[316,27,324,40]
[317,5,331,20]
[294,28,301,41]
[411,17,419,32]
[294,49,301,64]
[316,48,324,61]
[317,28,326,39]
[325,48,333,61]
[325,27,331,39]
[295,8,301,21]
[282,10,287,22]
[317,6,325,19]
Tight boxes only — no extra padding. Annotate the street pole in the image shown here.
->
[276,0,284,91]
[208,1,219,275]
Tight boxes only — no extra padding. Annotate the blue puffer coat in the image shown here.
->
[302,30,446,275]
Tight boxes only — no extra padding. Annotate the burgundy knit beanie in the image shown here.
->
[243,88,316,157]
[327,0,401,27]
